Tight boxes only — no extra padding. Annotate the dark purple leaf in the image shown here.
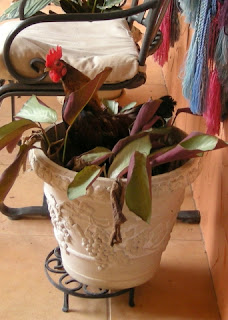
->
[6,136,22,153]
[149,144,193,167]
[172,107,196,125]
[142,115,164,131]
[149,132,228,167]
[130,99,162,135]
[0,119,38,153]
[63,67,112,125]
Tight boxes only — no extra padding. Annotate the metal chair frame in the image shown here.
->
[0,0,170,112]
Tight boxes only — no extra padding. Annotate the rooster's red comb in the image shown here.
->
[46,46,62,67]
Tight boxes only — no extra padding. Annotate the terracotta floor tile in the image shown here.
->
[110,240,220,320]
[170,221,202,241]
[0,164,44,206]
[0,214,52,236]
[0,235,107,320]
[181,186,197,211]
[171,186,202,241]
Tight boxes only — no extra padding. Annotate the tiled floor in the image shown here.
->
[0,2,221,319]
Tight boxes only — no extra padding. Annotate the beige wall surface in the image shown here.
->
[162,15,228,320]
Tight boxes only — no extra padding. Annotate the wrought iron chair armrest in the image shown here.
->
[19,0,27,20]
[4,0,168,84]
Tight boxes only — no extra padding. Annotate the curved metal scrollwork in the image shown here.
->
[44,247,135,312]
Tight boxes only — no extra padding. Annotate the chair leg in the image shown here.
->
[7,80,17,121]
[0,195,49,220]
[11,96,16,121]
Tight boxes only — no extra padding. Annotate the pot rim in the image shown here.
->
[30,122,202,187]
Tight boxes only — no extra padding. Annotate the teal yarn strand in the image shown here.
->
[182,32,198,101]
[215,28,228,71]
[179,0,200,27]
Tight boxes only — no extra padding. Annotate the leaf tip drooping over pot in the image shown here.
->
[110,178,126,246]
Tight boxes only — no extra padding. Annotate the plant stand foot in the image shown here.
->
[128,288,135,307]
[177,210,200,224]
[62,293,69,312]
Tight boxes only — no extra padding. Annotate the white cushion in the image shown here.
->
[0,18,140,84]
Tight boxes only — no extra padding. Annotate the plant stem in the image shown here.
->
[101,0,105,12]
[62,125,71,163]
[38,123,51,147]
[92,0,97,13]
[54,123,58,141]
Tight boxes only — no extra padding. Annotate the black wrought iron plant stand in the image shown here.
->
[45,247,135,312]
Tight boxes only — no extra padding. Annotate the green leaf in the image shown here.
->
[52,0,61,5]
[120,102,137,113]
[63,67,112,126]
[25,0,52,18]
[108,134,152,179]
[67,165,102,200]
[97,0,123,10]
[0,2,19,21]
[125,152,151,222]
[103,100,119,115]
[180,134,224,151]
[80,147,112,163]
[0,119,38,151]
[149,145,176,159]
[0,0,52,22]
[16,95,58,124]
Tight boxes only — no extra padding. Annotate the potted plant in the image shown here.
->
[0,61,227,290]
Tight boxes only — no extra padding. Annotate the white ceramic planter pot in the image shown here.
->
[29,125,201,289]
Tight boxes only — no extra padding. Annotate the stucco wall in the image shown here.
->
[162,15,228,320]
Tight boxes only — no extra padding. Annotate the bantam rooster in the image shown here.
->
[45,46,176,161]
[45,46,101,109]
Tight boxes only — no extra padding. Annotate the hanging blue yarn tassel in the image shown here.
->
[182,2,206,113]
[182,31,198,100]
[181,0,217,115]
[181,1,201,102]
[191,5,212,114]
